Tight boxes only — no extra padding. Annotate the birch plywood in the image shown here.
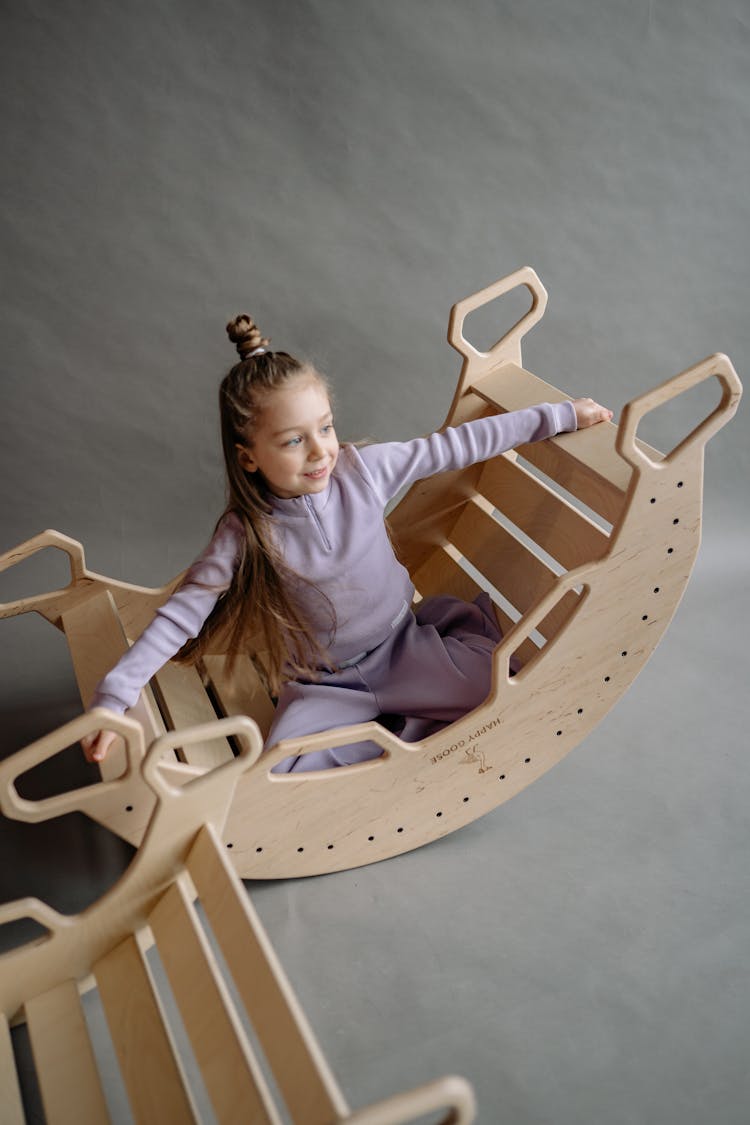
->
[0,714,475,1124]
[25,979,109,1125]
[0,267,741,881]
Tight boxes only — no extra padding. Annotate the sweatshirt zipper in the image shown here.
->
[304,495,332,551]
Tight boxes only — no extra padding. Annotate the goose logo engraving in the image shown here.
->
[460,746,493,774]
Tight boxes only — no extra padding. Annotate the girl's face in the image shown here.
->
[236,373,339,499]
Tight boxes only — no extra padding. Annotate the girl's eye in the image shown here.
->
[285,436,302,447]
[321,424,333,435]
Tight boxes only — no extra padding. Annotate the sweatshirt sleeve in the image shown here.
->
[90,513,243,715]
[358,400,577,504]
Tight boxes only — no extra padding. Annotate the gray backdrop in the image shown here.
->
[1,2,748,1123]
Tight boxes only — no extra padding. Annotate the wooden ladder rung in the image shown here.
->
[411,545,540,668]
[61,588,133,707]
[450,497,582,644]
[149,876,280,1125]
[94,934,198,1124]
[186,826,348,1125]
[412,542,484,604]
[202,654,276,741]
[25,979,109,1125]
[152,661,234,769]
[0,1013,25,1125]
[477,454,610,570]
[450,497,555,603]
[471,363,661,523]
[61,589,166,781]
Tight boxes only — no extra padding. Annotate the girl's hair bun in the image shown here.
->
[226,315,271,359]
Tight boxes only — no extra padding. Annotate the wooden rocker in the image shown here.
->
[0,267,741,880]
[0,712,476,1124]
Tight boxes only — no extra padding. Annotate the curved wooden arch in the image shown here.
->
[0,269,741,880]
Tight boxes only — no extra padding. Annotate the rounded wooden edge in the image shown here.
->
[616,353,742,470]
[0,710,145,824]
[447,266,548,363]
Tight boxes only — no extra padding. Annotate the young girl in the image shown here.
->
[82,315,612,771]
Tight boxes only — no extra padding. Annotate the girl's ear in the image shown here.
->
[235,443,257,473]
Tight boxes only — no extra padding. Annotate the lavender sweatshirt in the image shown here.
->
[92,401,576,714]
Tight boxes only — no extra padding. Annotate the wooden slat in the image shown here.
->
[411,545,541,668]
[449,500,578,640]
[0,1013,25,1125]
[61,589,166,782]
[187,826,348,1125]
[387,467,485,576]
[25,979,110,1125]
[516,439,624,526]
[412,543,484,603]
[149,877,280,1125]
[61,589,131,708]
[470,363,640,522]
[95,934,198,1124]
[477,454,610,569]
[152,661,234,768]
[202,654,276,741]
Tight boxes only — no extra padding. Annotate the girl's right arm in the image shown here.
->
[358,398,611,504]
[81,514,243,763]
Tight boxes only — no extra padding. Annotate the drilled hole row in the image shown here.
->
[601,584,665,682]
[649,482,685,546]
[232,763,557,854]
[125,606,660,827]
[125,716,588,828]
[137,574,675,848]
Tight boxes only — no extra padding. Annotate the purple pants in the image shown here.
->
[268,594,502,773]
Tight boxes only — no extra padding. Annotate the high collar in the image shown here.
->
[266,479,333,517]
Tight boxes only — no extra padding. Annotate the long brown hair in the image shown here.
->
[176,315,334,694]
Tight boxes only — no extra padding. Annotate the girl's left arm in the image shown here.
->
[359,398,611,503]
[87,515,243,718]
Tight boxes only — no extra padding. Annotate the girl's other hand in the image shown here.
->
[572,397,613,428]
[81,728,119,764]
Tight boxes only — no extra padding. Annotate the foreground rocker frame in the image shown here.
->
[0,267,742,879]
[0,714,475,1125]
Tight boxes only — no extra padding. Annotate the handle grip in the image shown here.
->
[492,562,598,683]
[141,715,265,798]
[0,529,88,619]
[616,353,742,471]
[0,710,145,824]
[0,897,70,938]
[345,1074,476,1125]
[447,266,548,367]
[261,719,414,776]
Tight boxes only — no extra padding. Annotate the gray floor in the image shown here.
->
[2,2,749,1122]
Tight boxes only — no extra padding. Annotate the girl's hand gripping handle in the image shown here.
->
[0,710,145,825]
